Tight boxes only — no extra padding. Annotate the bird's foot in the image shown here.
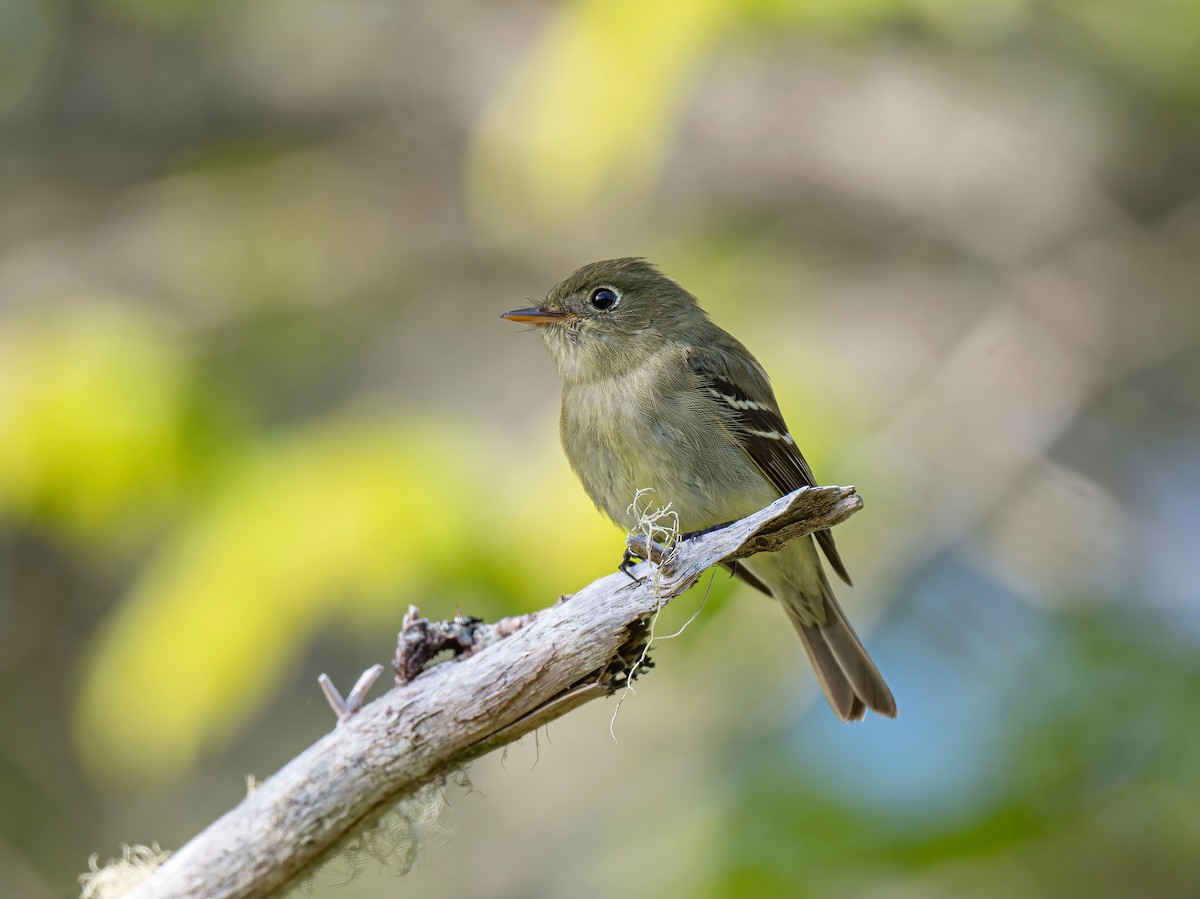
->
[618,547,647,584]
[676,519,736,542]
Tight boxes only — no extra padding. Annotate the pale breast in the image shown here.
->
[560,355,776,530]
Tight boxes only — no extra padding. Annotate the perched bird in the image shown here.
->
[501,258,896,721]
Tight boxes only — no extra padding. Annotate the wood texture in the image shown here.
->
[126,485,863,899]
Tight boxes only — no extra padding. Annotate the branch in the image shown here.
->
[124,485,863,899]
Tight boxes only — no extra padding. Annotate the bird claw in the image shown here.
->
[618,548,647,584]
[677,519,735,542]
[622,520,728,581]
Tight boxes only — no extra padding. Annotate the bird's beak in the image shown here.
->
[500,307,566,326]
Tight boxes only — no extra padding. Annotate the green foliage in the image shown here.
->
[0,0,59,116]
[72,409,618,785]
[712,613,1200,897]
[0,307,212,545]
[1069,0,1200,104]
[469,0,734,237]
[0,307,619,787]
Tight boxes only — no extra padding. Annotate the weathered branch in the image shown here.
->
[125,485,863,899]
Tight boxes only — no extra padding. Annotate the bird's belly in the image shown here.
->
[561,381,776,531]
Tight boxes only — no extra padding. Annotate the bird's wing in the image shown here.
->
[687,345,852,586]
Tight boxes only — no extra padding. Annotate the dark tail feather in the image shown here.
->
[783,574,896,722]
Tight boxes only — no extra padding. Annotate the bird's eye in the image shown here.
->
[590,287,619,311]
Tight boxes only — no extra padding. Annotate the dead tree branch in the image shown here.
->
[124,485,863,899]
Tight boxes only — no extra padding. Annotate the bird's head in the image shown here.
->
[501,258,705,381]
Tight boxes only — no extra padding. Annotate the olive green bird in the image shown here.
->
[502,258,896,721]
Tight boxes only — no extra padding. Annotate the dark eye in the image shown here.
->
[590,287,619,311]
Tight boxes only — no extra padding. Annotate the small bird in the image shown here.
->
[502,258,896,721]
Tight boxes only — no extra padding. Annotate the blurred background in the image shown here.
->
[3,0,1199,896]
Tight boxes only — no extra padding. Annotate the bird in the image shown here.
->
[501,257,896,721]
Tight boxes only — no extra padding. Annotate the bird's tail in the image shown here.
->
[780,560,896,722]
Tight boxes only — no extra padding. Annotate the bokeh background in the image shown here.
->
[3,0,1200,896]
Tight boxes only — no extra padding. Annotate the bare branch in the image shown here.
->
[124,485,862,899]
